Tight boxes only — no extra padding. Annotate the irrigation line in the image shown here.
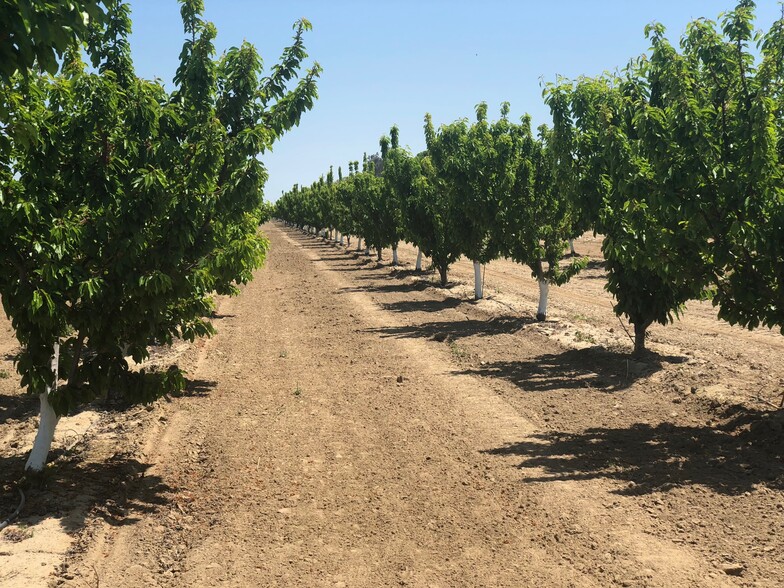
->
[0,485,25,532]
[616,313,636,348]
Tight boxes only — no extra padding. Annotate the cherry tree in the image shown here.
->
[0,0,320,470]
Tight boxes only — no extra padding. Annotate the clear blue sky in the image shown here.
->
[127,1,781,202]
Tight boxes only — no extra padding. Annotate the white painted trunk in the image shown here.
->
[25,342,60,472]
[340,234,344,245]
[392,245,399,266]
[364,247,370,256]
[415,249,423,271]
[357,238,362,251]
[569,239,575,255]
[473,261,483,300]
[537,279,550,321]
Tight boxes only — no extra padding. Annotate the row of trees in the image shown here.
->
[1,0,320,470]
[276,106,586,321]
[276,0,783,355]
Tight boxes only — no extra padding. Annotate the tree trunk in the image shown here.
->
[415,249,423,271]
[365,247,370,256]
[633,321,650,355]
[473,260,483,300]
[438,263,448,286]
[357,238,362,251]
[569,238,576,256]
[340,233,344,245]
[392,244,399,266]
[25,342,60,472]
[536,279,549,321]
[346,235,351,247]
[376,248,382,262]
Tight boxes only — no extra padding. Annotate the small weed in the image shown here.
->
[0,369,8,379]
[574,330,596,344]
[571,313,598,325]
[293,384,302,397]
[279,350,288,358]
[448,341,468,360]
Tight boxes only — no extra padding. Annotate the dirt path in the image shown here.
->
[3,222,782,587]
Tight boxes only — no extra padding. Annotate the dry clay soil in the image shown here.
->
[1,221,783,587]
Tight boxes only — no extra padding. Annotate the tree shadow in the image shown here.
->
[180,378,218,398]
[0,390,39,423]
[321,262,371,272]
[388,268,425,279]
[584,259,605,270]
[367,315,536,341]
[298,242,334,250]
[458,347,676,392]
[339,281,432,295]
[0,450,173,534]
[482,407,784,495]
[380,296,464,314]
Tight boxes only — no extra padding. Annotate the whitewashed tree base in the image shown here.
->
[25,342,60,472]
[537,279,549,321]
[415,249,423,271]
[473,261,483,300]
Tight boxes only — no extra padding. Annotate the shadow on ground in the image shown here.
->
[180,378,218,397]
[367,315,535,341]
[0,390,39,423]
[340,281,432,296]
[483,407,784,495]
[459,347,679,392]
[0,451,172,534]
[380,296,464,314]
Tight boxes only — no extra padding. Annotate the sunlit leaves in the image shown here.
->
[545,1,784,351]
[0,0,320,416]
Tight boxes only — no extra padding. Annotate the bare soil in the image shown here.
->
[1,222,782,587]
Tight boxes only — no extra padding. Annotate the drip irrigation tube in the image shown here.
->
[0,485,25,531]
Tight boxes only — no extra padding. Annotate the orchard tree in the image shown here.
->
[499,118,586,321]
[544,0,784,354]
[379,128,415,265]
[351,152,396,261]
[425,104,511,299]
[333,166,354,246]
[414,113,464,286]
[425,108,492,298]
[545,77,609,255]
[547,73,706,354]
[461,103,513,298]
[0,0,320,471]
[632,1,784,334]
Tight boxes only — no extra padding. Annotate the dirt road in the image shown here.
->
[3,222,782,587]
